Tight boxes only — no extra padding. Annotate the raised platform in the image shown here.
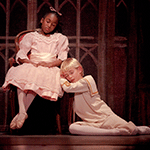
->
[0,134,150,150]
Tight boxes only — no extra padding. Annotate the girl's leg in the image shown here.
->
[10,114,19,129]
[17,88,26,113]
[10,89,36,129]
[25,91,36,111]
[16,88,28,129]
[16,89,36,129]
[10,88,27,129]
[69,123,127,135]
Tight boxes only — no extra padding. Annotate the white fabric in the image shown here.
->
[3,31,69,101]
[30,53,56,64]
[69,124,150,135]
[61,75,150,135]
[69,124,137,136]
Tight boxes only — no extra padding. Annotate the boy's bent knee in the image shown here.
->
[69,124,79,134]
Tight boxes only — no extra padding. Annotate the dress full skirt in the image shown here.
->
[2,63,63,101]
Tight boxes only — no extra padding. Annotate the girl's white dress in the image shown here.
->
[3,31,69,101]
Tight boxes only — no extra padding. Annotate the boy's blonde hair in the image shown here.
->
[61,58,84,76]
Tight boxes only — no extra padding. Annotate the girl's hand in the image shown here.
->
[18,58,38,67]
[37,62,50,67]
[37,59,62,68]
[31,62,38,67]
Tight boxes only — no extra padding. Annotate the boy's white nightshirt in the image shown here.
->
[61,75,137,135]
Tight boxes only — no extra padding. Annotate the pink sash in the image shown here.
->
[30,53,56,64]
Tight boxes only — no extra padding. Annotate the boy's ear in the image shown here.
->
[78,66,83,74]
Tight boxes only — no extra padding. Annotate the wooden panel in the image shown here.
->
[105,0,115,108]
[27,0,37,29]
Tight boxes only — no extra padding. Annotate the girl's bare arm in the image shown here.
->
[18,58,38,67]
[37,59,62,68]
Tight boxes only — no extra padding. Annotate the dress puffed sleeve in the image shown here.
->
[16,32,33,63]
[57,34,69,61]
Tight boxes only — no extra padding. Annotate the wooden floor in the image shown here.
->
[0,133,150,150]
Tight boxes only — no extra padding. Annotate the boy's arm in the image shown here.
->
[60,78,89,93]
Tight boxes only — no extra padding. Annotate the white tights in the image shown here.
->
[17,88,36,120]
[10,88,36,129]
[69,124,150,136]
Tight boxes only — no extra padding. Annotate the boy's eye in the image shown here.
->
[64,74,69,78]
[69,71,74,74]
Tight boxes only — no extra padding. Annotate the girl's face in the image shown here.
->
[63,67,83,83]
[40,13,58,35]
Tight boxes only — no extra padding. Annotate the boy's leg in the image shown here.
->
[103,115,150,135]
[137,126,150,135]
[101,114,138,135]
[69,123,130,135]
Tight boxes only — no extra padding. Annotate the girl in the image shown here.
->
[2,7,69,130]
[60,58,150,135]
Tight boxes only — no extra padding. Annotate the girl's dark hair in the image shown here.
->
[38,9,62,33]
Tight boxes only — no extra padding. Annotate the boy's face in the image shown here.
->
[63,67,83,83]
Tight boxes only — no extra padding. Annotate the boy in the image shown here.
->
[60,58,150,135]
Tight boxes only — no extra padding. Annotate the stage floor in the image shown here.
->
[0,134,150,150]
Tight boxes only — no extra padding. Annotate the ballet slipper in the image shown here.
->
[137,126,150,135]
[16,112,28,129]
[10,114,19,130]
